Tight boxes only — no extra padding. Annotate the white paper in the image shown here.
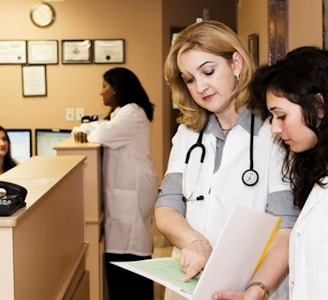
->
[112,206,281,300]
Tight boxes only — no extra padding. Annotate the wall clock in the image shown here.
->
[30,2,56,28]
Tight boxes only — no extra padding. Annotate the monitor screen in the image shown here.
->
[6,129,32,164]
[35,129,71,156]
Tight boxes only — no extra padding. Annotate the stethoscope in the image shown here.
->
[183,114,259,201]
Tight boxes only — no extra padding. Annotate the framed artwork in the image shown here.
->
[62,40,92,64]
[93,39,125,63]
[248,34,259,66]
[0,40,26,64]
[22,65,47,97]
[27,40,58,64]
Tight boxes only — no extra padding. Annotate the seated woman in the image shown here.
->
[0,126,17,175]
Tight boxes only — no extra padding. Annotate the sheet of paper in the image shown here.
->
[112,206,281,300]
[113,258,199,298]
[192,207,281,299]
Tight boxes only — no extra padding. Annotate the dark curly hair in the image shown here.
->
[250,46,328,209]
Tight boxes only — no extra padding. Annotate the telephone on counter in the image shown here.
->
[81,115,99,123]
[0,181,27,216]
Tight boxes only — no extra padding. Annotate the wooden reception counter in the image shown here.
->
[54,137,105,300]
[0,155,88,300]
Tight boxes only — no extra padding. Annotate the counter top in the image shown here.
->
[0,155,85,227]
[54,136,101,150]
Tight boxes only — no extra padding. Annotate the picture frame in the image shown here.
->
[22,65,47,97]
[93,39,125,64]
[0,40,26,64]
[248,34,259,66]
[27,40,58,64]
[61,40,92,64]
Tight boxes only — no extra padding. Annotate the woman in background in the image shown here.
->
[250,46,328,299]
[72,67,158,300]
[0,126,17,175]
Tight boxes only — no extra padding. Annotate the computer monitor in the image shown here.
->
[6,129,32,164]
[35,128,71,156]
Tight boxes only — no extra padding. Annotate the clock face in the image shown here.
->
[30,3,56,28]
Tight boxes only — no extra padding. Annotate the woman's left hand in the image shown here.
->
[212,284,267,300]
[74,132,88,143]
[212,290,244,300]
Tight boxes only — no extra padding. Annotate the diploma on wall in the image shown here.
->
[112,206,281,299]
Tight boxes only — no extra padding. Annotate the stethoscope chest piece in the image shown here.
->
[242,169,259,186]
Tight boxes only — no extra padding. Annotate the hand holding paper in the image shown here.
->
[112,206,281,299]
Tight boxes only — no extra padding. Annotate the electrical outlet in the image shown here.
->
[76,107,84,121]
[65,108,74,121]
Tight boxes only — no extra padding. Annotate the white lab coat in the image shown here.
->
[72,103,158,256]
[289,179,328,300]
[164,118,290,299]
[167,119,289,246]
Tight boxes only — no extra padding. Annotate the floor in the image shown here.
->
[153,233,173,300]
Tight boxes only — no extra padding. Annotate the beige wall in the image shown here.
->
[2,0,322,179]
[288,0,323,50]
[237,0,268,65]
[0,0,235,179]
[237,0,323,64]
[0,0,164,174]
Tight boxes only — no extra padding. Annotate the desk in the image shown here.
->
[55,138,105,300]
[0,155,88,300]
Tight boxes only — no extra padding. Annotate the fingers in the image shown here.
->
[180,255,202,281]
[74,132,88,143]
[212,290,244,300]
[180,238,212,281]
[180,261,195,282]
[181,262,201,282]
[180,262,190,270]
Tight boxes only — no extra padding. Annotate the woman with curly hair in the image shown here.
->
[250,46,328,299]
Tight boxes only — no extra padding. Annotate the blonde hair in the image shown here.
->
[165,20,256,131]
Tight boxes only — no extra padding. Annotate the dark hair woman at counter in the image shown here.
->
[72,67,158,300]
[0,126,17,175]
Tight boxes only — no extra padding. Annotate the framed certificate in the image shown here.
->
[62,40,92,64]
[22,65,47,97]
[27,40,58,64]
[93,39,125,63]
[0,40,26,64]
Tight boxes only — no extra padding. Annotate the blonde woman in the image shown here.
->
[155,20,299,300]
